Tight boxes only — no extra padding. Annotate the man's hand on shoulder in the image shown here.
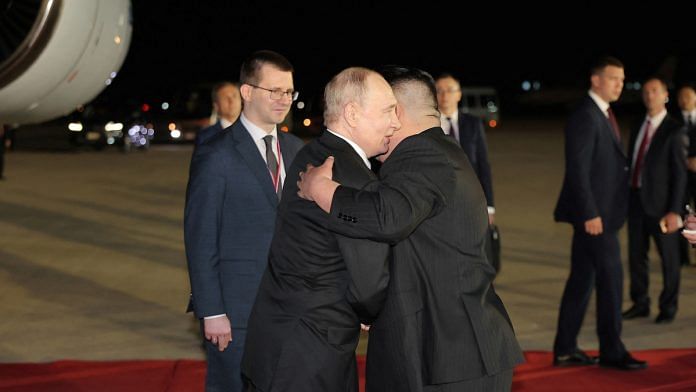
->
[297,156,340,213]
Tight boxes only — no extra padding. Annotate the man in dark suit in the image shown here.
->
[184,50,304,392]
[241,67,398,392]
[297,66,524,391]
[195,81,242,146]
[677,84,696,266]
[622,77,688,324]
[553,56,646,370]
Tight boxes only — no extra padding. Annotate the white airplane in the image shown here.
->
[0,0,132,125]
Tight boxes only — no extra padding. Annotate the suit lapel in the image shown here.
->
[588,97,626,157]
[230,122,278,208]
[278,132,295,173]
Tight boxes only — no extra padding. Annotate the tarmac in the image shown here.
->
[0,116,694,363]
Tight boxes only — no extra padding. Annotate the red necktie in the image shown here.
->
[607,107,621,142]
[631,119,652,188]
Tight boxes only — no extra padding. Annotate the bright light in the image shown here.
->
[114,35,122,45]
[161,102,169,110]
[110,71,117,78]
[489,120,498,128]
[170,130,182,139]
[107,137,115,145]
[532,81,541,91]
[296,101,305,109]
[105,78,112,86]
[68,122,83,132]
[521,81,531,91]
[104,121,124,131]
[168,122,177,131]
[303,118,311,127]
[280,125,289,133]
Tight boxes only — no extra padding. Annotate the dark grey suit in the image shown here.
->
[195,120,225,146]
[241,131,390,392]
[455,111,494,207]
[184,120,303,391]
[328,128,523,391]
[627,114,687,316]
[553,95,630,361]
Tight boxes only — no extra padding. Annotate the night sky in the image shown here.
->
[105,1,696,113]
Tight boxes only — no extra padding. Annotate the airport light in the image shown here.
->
[68,122,83,132]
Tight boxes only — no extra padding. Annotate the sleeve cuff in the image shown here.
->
[487,206,495,215]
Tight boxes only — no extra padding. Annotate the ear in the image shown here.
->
[240,84,253,101]
[590,74,600,88]
[344,102,359,127]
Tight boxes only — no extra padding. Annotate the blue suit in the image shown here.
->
[184,119,304,391]
[195,120,225,146]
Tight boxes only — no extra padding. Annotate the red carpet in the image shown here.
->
[1,350,695,391]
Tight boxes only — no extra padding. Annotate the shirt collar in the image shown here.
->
[326,128,371,169]
[588,90,610,115]
[240,112,277,141]
[219,117,233,130]
[646,109,668,129]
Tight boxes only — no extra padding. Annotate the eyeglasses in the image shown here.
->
[247,84,299,101]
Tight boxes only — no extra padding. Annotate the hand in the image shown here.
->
[687,157,696,172]
[204,316,233,352]
[659,212,682,234]
[584,217,603,235]
[297,156,335,201]
[488,212,495,225]
[360,323,370,332]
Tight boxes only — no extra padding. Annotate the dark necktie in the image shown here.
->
[263,135,281,200]
[607,107,621,142]
[631,119,652,189]
[445,117,457,140]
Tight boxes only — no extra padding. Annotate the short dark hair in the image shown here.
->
[678,82,696,93]
[239,50,294,85]
[380,65,438,107]
[590,56,624,76]
[434,72,460,84]
[643,76,668,90]
[211,81,238,103]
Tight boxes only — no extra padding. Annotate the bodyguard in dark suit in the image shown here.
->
[195,81,242,146]
[298,66,523,391]
[184,51,304,392]
[677,84,696,266]
[241,67,398,392]
[553,56,646,370]
[623,78,688,324]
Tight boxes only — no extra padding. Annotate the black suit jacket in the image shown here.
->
[628,114,688,216]
[457,111,494,207]
[241,131,390,392]
[329,128,523,388]
[195,120,224,146]
[554,95,629,231]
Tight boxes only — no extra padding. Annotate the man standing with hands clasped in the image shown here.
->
[184,50,304,391]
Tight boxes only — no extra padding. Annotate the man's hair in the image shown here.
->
[678,82,696,93]
[590,56,624,76]
[381,65,439,115]
[323,67,375,125]
[239,50,294,85]
[434,72,461,87]
[643,76,668,91]
[211,81,238,103]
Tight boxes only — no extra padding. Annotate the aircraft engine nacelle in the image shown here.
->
[0,0,132,124]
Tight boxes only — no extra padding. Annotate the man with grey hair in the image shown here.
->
[241,66,400,392]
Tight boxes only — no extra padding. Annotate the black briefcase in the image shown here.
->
[485,224,501,274]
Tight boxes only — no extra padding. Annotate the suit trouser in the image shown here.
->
[628,191,681,315]
[201,322,246,392]
[553,228,626,360]
[422,369,513,392]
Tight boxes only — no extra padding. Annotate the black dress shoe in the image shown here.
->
[655,312,675,324]
[599,353,647,370]
[553,349,599,367]
[622,305,649,319]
